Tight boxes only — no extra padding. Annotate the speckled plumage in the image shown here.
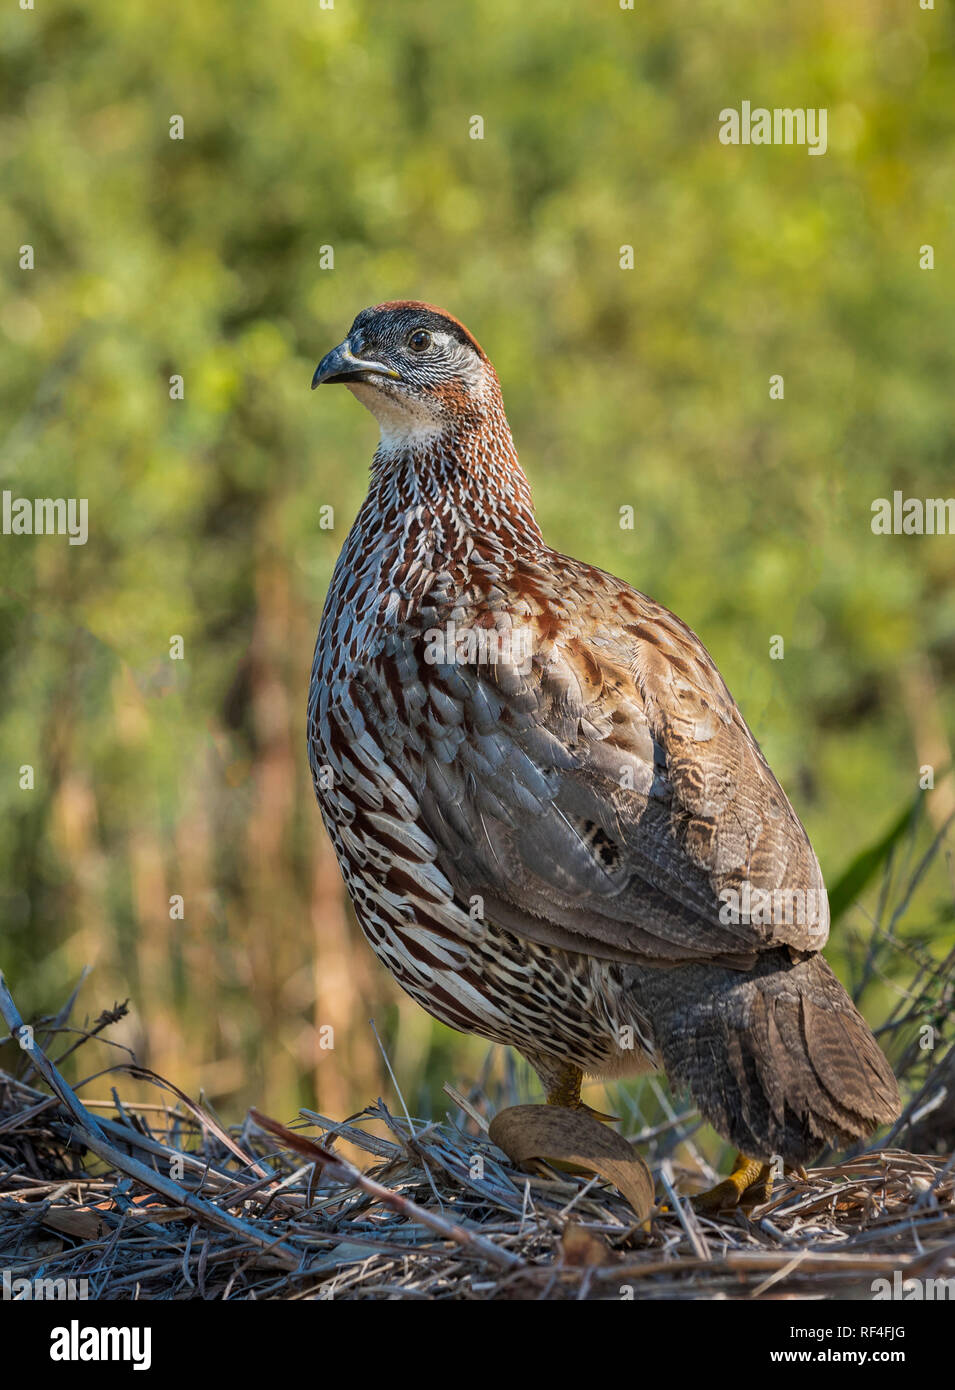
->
[308,302,899,1162]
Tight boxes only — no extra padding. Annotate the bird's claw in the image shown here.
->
[691,1153,773,1212]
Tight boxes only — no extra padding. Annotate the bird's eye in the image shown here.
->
[407,329,432,352]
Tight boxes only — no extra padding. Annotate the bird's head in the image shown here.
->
[311,301,500,453]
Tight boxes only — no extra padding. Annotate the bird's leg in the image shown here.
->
[544,1060,583,1108]
[523,1054,618,1121]
[692,1152,773,1212]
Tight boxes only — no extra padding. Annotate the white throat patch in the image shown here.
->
[347,381,445,456]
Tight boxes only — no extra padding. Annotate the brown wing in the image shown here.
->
[354,553,829,967]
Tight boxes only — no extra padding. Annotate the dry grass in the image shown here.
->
[2,972,953,1302]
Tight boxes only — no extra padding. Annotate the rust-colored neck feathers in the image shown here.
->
[364,367,543,558]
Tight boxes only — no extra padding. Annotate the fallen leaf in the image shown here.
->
[42,1208,110,1241]
[488,1104,654,1221]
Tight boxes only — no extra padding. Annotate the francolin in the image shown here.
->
[308,301,899,1206]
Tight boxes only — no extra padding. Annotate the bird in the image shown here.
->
[307,300,900,1207]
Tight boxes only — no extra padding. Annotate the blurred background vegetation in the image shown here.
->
[0,1,953,1163]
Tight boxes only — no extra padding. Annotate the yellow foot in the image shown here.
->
[691,1152,773,1212]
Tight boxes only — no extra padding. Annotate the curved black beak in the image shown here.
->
[311,340,401,389]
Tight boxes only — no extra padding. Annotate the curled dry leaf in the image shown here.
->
[488,1104,655,1221]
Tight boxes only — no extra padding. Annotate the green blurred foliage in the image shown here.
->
[0,0,953,1133]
